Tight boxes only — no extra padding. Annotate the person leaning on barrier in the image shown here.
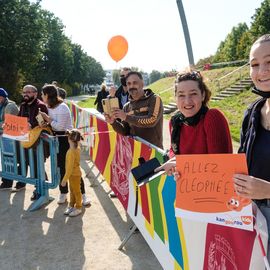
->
[105,71,164,149]
[11,85,48,195]
[232,34,270,260]
[0,88,19,190]
[155,70,232,175]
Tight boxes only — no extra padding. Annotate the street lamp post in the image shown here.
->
[176,0,194,66]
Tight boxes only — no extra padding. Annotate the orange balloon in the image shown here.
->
[107,35,128,62]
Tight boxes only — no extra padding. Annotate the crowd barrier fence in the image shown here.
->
[0,133,60,211]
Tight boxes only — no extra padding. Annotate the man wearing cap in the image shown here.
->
[0,88,19,190]
[11,85,48,193]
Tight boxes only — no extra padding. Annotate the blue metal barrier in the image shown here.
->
[0,133,60,211]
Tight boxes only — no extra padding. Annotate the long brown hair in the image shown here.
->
[42,84,62,108]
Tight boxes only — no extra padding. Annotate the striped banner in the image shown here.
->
[67,100,268,270]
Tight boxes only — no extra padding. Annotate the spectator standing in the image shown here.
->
[94,84,108,113]
[105,71,164,149]
[40,84,91,206]
[155,70,232,174]
[12,85,48,193]
[57,86,91,206]
[61,129,85,217]
[115,67,131,109]
[233,34,270,259]
[0,88,19,190]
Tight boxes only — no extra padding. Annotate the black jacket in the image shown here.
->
[238,97,266,169]
[115,85,129,109]
[94,90,109,113]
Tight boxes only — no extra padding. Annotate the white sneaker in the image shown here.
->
[69,208,82,217]
[64,207,74,215]
[57,194,67,204]
[82,194,91,206]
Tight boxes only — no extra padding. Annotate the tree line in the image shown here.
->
[149,0,270,83]
[2,0,269,95]
[0,0,105,102]
[196,0,270,68]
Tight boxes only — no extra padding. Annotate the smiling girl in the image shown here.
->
[233,34,270,258]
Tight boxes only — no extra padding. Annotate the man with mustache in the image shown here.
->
[105,71,163,149]
[11,85,48,193]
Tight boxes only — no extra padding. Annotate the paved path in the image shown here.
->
[0,151,161,270]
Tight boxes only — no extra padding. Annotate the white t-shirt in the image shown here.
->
[48,102,73,131]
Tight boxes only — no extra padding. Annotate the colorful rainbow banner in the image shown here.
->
[67,101,268,270]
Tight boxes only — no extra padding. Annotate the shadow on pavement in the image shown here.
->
[80,152,162,270]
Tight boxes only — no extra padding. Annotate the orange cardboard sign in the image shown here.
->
[3,114,29,140]
[176,154,250,213]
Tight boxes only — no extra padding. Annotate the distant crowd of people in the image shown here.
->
[1,34,270,261]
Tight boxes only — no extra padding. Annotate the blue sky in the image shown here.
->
[37,0,264,72]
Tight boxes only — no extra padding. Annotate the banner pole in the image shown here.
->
[254,221,270,270]
[118,224,138,250]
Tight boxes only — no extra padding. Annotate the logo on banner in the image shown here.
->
[111,136,132,201]
[208,234,238,270]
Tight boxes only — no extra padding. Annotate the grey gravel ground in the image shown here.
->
[0,151,162,270]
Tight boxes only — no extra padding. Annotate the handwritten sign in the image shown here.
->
[175,154,253,231]
[3,114,29,141]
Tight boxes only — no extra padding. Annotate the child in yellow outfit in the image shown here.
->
[61,129,85,217]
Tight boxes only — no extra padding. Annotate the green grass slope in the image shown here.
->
[78,96,96,108]
[210,91,258,142]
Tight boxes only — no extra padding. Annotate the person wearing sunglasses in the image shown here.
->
[115,67,131,109]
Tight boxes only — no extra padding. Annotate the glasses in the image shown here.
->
[22,91,35,94]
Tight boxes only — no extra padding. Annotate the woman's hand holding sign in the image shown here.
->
[155,157,180,180]
[233,173,270,200]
